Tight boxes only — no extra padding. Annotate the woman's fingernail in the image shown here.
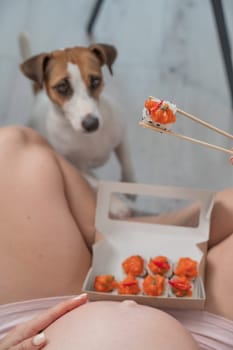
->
[72,293,87,301]
[32,332,46,346]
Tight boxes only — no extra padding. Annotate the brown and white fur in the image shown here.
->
[19,33,135,217]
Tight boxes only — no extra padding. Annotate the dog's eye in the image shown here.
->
[90,76,101,90]
[54,79,72,96]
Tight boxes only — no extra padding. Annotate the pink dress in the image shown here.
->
[167,309,233,350]
[0,296,73,339]
[0,297,232,349]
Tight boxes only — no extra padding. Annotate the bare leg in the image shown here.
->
[56,155,97,249]
[205,233,233,320]
[208,188,233,247]
[205,190,233,320]
[0,126,96,304]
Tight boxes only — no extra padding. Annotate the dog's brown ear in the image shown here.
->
[20,53,50,87]
[89,44,117,75]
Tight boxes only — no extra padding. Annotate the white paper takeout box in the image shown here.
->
[83,181,215,310]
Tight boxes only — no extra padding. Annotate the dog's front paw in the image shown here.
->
[121,169,136,183]
[110,194,132,219]
[121,172,137,201]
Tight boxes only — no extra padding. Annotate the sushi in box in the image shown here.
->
[83,181,215,310]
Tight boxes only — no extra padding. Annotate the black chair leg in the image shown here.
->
[211,0,233,107]
[86,0,105,35]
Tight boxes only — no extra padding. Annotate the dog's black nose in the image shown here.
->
[82,114,99,132]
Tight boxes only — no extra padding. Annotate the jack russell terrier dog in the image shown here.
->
[19,34,135,217]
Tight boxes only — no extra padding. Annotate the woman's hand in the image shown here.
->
[0,293,87,350]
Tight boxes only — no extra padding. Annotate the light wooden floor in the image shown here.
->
[1,0,233,193]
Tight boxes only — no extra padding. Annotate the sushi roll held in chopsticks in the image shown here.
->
[141,97,233,158]
[143,97,177,130]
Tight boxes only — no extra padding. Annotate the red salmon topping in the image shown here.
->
[152,259,170,270]
[144,98,176,124]
[169,278,192,291]
[118,275,140,295]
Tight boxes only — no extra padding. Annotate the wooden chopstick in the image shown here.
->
[139,121,233,155]
[177,108,233,141]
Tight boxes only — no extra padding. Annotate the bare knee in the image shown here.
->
[0,126,58,181]
[0,126,49,151]
[215,188,233,203]
[0,126,64,198]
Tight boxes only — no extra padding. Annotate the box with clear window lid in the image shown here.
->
[83,181,215,309]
